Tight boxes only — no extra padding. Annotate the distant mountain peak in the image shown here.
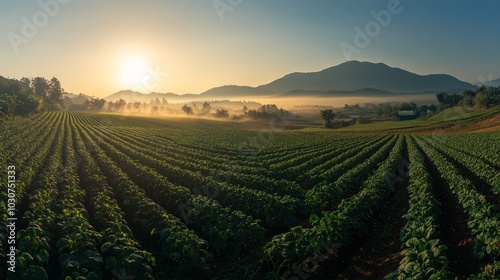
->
[256,61,474,94]
[105,61,476,101]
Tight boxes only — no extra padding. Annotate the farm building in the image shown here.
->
[398,110,418,121]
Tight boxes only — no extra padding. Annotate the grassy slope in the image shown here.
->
[94,106,500,134]
[300,107,500,133]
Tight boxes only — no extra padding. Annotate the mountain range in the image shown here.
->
[104,61,476,102]
[474,77,500,87]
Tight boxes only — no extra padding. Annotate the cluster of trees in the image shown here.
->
[320,86,500,128]
[181,104,193,114]
[245,104,290,119]
[321,101,440,128]
[0,76,64,117]
[68,98,107,111]
[375,102,437,119]
[336,102,436,120]
[180,101,229,118]
[343,103,362,111]
[69,98,157,113]
[174,103,290,120]
[436,86,500,109]
[67,98,243,118]
[150,97,169,106]
[214,109,229,118]
[320,109,336,128]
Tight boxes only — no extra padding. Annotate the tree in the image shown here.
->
[261,104,279,114]
[461,89,475,107]
[0,76,42,116]
[93,99,107,111]
[182,105,193,115]
[32,77,49,103]
[20,77,31,88]
[47,77,64,110]
[202,101,211,115]
[400,102,417,111]
[133,101,142,112]
[473,91,487,108]
[436,92,446,104]
[376,103,398,119]
[0,93,17,116]
[115,99,127,112]
[418,105,429,117]
[214,108,229,118]
[246,104,289,119]
[436,92,462,109]
[320,109,335,128]
[107,101,114,111]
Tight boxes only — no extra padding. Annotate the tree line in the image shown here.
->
[70,97,290,121]
[436,86,500,109]
[319,85,500,128]
[0,76,64,117]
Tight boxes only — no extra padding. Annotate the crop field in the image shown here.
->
[1,111,499,279]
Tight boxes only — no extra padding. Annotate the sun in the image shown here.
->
[120,55,147,87]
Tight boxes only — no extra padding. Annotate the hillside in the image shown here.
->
[105,61,476,102]
[475,77,500,87]
[104,90,200,103]
[256,61,475,94]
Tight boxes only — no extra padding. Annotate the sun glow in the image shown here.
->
[120,55,147,87]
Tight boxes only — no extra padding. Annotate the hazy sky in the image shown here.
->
[1,0,499,97]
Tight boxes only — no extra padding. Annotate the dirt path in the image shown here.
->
[463,113,500,133]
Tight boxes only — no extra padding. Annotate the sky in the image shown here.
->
[1,0,499,98]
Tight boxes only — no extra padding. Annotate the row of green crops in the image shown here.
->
[55,115,104,279]
[76,118,299,228]
[386,136,451,279]
[71,113,266,255]
[1,112,59,274]
[264,136,404,275]
[415,136,500,260]
[305,135,397,214]
[71,115,211,278]
[442,132,500,169]
[2,111,498,279]
[17,116,70,279]
[423,135,500,194]
[69,115,157,279]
